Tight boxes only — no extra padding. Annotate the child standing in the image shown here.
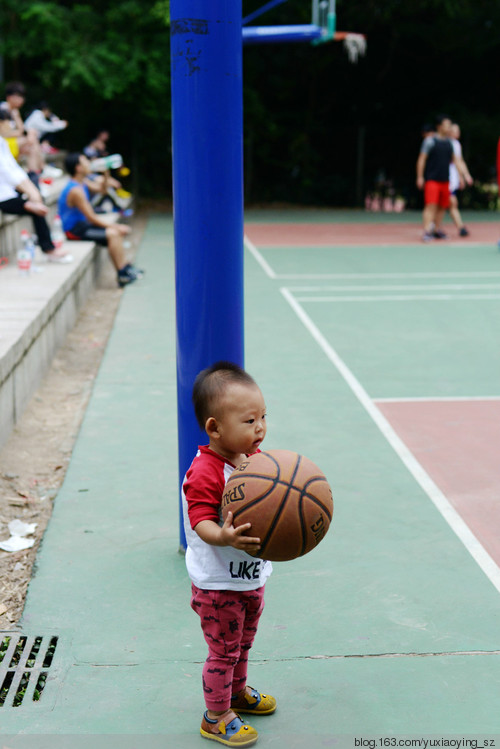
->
[182,361,276,746]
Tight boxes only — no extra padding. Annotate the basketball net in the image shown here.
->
[335,32,367,63]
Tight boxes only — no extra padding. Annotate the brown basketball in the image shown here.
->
[221,449,333,562]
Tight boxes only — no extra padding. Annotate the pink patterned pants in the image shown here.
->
[190,583,266,711]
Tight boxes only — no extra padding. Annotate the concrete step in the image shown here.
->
[0,241,102,449]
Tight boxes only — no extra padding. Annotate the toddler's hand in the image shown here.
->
[221,511,261,554]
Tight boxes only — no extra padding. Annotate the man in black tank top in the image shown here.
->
[416,115,462,242]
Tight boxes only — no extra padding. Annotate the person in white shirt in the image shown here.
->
[0,114,71,262]
[449,122,473,237]
[0,81,44,178]
[24,102,68,151]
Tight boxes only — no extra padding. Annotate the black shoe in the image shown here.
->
[117,265,140,287]
[432,229,448,239]
[123,262,144,278]
[459,227,469,237]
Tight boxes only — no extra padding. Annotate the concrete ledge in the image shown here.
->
[0,172,124,448]
[0,240,103,449]
[0,175,68,262]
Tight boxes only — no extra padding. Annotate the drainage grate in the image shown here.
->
[0,633,58,707]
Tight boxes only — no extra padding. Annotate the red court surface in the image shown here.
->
[245,221,500,245]
[376,399,500,567]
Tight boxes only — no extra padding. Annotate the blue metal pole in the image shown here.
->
[170,1,244,551]
[242,0,289,26]
[242,24,323,44]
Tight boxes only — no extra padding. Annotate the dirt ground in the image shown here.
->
[0,211,149,630]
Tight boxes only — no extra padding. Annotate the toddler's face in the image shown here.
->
[215,383,267,458]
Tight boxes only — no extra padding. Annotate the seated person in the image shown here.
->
[0,116,71,262]
[0,81,44,181]
[83,130,132,211]
[85,171,133,214]
[24,102,68,152]
[57,152,142,287]
[83,130,110,160]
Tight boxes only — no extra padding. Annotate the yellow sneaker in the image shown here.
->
[200,709,258,746]
[231,686,277,715]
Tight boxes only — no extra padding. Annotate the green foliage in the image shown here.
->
[1,1,170,99]
[151,0,170,22]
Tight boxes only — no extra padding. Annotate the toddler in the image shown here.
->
[182,361,276,746]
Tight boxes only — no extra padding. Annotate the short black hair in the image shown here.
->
[65,152,83,176]
[5,81,26,97]
[192,361,257,430]
[435,113,450,128]
[0,110,11,122]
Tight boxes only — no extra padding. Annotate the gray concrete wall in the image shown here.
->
[0,241,101,449]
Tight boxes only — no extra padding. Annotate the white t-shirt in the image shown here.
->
[449,139,462,193]
[24,109,66,138]
[182,445,273,591]
[0,136,28,202]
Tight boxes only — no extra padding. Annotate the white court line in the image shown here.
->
[287,283,500,291]
[376,396,500,403]
[280,286,500,594]
[279,271,500,280]
[249,242,493,251]
[242,242,500,283]
[244,236,276,279]
[294,294,500,302]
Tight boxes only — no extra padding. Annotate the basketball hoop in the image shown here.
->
[311,0,366,59]
[242,1,367,53]
[334,31,367,63]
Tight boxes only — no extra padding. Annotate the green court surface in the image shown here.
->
[1,212,500,745]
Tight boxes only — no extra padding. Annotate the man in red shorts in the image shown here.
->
[416,114,465,242]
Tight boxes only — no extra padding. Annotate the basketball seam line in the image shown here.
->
[259,453,302,558]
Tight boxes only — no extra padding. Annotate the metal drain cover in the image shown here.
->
[0,632,58,707]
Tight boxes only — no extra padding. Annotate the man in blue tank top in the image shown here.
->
[58,153,143,287]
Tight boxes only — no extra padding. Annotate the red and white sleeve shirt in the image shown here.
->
[182,446,272,591]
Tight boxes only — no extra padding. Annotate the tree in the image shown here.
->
[0,0,171,195]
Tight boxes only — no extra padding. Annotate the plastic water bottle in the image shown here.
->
[51,214,65,250]
[90,153,123,172]
[27,233,40,273]
[17,230,32,275]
